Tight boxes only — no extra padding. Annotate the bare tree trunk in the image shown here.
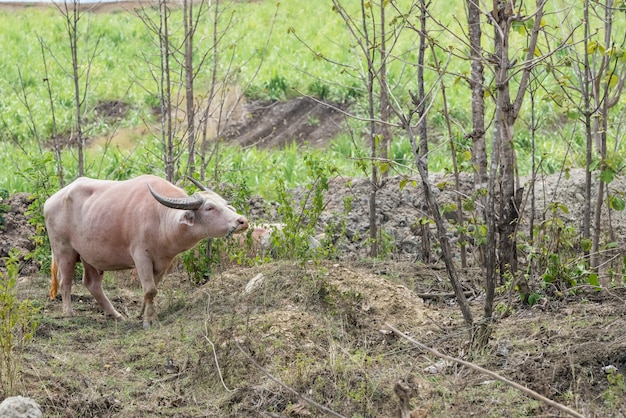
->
[55,0,101,178]
[492,1,518,286]
[60,0,86,176]
[466,0,486,188]
[410,131,474,334]
[591,0,618,270]
[416,0,431,264]
[378,1,391,175]
[160,0,174,182]
[491,1,544,296]
[38,37,64,187]
[582,0,593,253]
[431,44,467,268]
[199,0,220,182]
[357,0,379,258]
[184,0,196,178]
[475,89,501,350]
[70,2,84,176]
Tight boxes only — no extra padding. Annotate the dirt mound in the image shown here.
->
[222,97,346,149]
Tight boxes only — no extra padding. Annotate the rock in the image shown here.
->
[0,396,42,418]
[244,273,265,293]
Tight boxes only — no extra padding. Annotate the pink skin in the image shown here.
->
[45,175,248,328]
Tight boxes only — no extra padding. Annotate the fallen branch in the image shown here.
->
[415,290,473,300]
[235,340,345,418]
[385,323,585,418]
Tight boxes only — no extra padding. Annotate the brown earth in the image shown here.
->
[221,97,347,149]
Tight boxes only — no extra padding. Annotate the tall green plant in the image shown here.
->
[270,154,336,260]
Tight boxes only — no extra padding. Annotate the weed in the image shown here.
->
[0,250,40,398]
[306,115,321,127]
[602,367,626,409]
[319,196,352,259]
[0,189,9,230]
[266,75,289,100]
[307,80,330,100]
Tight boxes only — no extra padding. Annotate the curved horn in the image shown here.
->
[187,176,211,192]
[147,183,204,210]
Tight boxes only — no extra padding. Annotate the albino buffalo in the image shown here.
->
[44,175,248,327]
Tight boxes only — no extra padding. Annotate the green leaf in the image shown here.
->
[610,195,625,211]
[587,40,598,54]
[528,293,542,306]
[600,168,615,184]
[606,73,618,88]
[462,199,475,211]
[581,239,592,252]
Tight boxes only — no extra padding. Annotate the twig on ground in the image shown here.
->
[204,291,233,392]
[385,323,585,418]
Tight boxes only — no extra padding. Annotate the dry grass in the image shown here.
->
[13,260,626,417]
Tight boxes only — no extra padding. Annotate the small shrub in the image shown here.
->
[0,250,40,398]
[526,201,598,297]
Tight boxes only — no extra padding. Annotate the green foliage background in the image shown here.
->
[1,0,623,196]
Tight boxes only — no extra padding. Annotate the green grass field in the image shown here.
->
[0,0,623,196]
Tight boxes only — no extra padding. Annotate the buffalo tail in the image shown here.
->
[50,258,59,300]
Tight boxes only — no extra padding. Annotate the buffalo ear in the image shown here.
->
[178,210,196,226]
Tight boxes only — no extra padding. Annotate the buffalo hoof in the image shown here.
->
[109,313,125,321]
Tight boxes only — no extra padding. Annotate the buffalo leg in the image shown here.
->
[56,251,79,317]
[82,261,123,319]
[135,261,158,328]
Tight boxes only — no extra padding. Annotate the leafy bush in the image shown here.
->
[527,202,599,298]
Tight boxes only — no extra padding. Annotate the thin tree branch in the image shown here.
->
[385,323,586,418]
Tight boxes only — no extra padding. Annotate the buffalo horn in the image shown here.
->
[147,183,204,210]
[187,176,211,192]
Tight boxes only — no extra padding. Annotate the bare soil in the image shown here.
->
[221,97,347,149]
[3,97,626,417]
